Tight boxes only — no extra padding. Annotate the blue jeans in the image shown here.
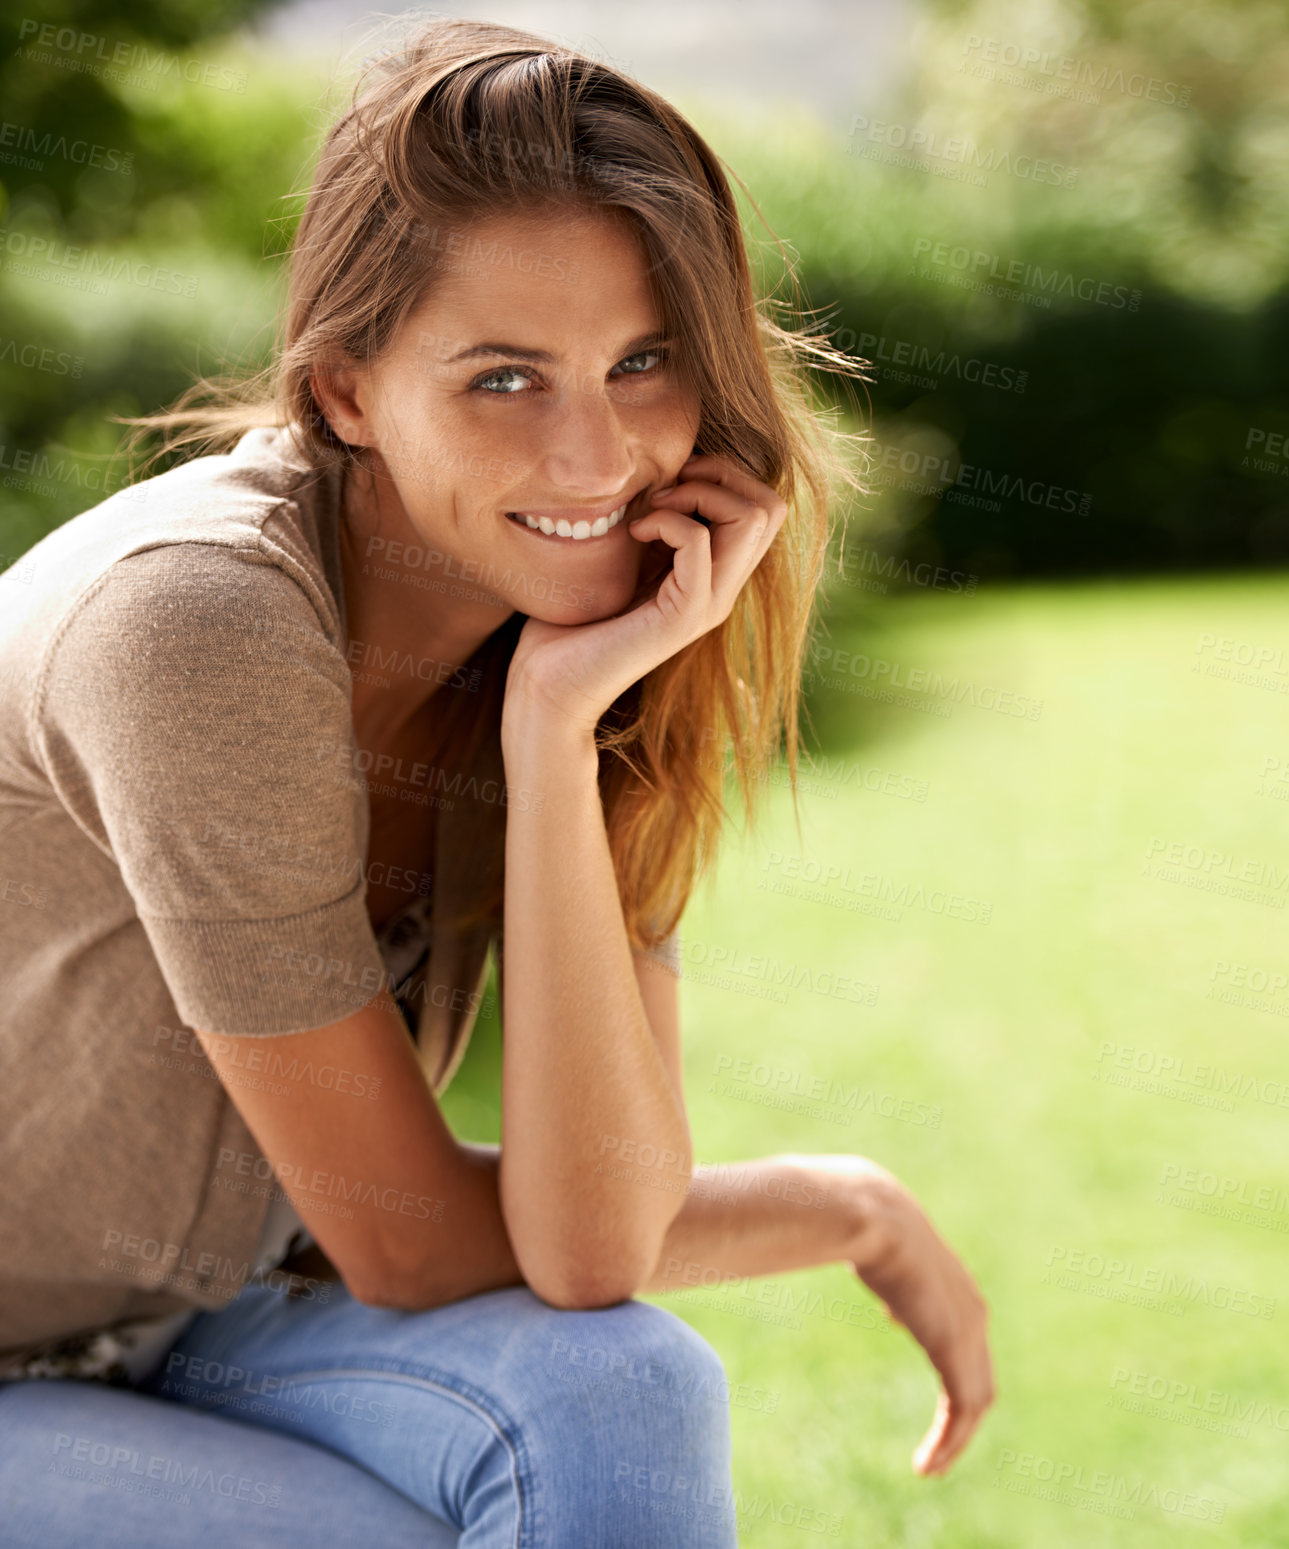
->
[0,1281,738,1546]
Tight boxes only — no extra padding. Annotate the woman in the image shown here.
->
[0,16,994,1544]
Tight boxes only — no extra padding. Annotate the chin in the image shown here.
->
[523,569,642,626]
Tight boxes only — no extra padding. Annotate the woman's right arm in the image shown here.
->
[196,985,524,1310]
[35,548,521,1307]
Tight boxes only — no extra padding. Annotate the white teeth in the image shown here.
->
[510,502,629,541]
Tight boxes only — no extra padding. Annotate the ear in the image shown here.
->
[310,363,372,448]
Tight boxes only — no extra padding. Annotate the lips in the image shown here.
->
[505,502,630,542]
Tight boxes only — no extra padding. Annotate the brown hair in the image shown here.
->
[117,14,869,957]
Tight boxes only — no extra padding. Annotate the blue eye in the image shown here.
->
[468,348,668,397]
[612,349,667,376]
[473,366,535,395]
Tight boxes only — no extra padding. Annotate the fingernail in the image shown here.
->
[651,485,676,499]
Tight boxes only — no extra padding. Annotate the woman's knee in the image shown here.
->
[542,1297,730,1420]
[508,1297,737,1544]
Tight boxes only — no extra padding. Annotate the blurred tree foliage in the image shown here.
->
[715,0,1289,588]
[0,0,296,562]
[4,0,278,237]
[1,0,1286,586]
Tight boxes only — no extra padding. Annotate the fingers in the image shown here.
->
[678,453,784,516]
[915,1296,995,1476]
[915,1389,981,1476]
[626,506,712,612]
[639,468,784,613]
[843,1165,996,1480]
[646,476,763,531]
[675,455,788,556]
[913,1390,952,1475]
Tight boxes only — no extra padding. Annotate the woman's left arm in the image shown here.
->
[496,452,786,1308]
[498,700,693,1310]
[641,1153,997,1479]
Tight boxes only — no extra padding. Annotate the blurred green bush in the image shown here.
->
[695,0,1289,591]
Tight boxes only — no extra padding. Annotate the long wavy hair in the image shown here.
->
[117,13,868,957]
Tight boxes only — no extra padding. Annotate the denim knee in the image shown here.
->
[516,1297,737,1546]
[544,1297,730,1421]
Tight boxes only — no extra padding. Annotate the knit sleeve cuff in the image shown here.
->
[139,883,390,1036]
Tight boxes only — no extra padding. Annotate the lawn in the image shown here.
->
[442,570,1288,1546]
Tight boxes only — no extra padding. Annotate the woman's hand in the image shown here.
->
[842,1158,996,1477]
[503,452,787,738]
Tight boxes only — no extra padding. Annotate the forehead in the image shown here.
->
[402,206,661,360]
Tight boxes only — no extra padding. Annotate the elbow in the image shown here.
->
[349,1270,443,1313]
[529,1269,639,1312]
[342,1239,442,1313]
[343,1267,394,1309]
[501,1158,688,1311]
[349,1279,402,1310]
[522,1240,662,1312]
[344,1260,411,1310]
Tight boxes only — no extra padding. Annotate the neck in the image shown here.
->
[338,458,514,731]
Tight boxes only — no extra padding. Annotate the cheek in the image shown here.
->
[448,406,547,487]
[652,383,702,449]
[386,404,535,502]
[628,387,700,457]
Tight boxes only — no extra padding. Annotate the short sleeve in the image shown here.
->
[34,543,388,1036]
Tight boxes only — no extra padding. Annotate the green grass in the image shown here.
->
[442,570,1289,1546]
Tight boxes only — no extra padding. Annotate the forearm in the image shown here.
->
[443,1149,876,1302]
[304,1147,884,1313]
[413,1139,529,1304]
[286,1138,529,1311]
[498,703,692,1304]
[639,1153,886,1293]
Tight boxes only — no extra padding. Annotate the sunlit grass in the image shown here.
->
[445,570,1289,1546]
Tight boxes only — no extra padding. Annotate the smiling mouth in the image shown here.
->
[505,502,631,542]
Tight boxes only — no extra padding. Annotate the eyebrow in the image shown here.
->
[447,330,672,365]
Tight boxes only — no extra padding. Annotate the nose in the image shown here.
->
[538,371,636,497]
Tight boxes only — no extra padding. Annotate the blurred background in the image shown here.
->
[3,1,1286,1544]
[4,0,1287,580]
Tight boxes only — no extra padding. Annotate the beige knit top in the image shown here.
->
[0,425,680,1380]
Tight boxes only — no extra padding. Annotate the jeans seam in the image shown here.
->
[195,1362,528,1548]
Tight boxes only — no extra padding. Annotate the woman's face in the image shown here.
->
[327,205,701,626]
